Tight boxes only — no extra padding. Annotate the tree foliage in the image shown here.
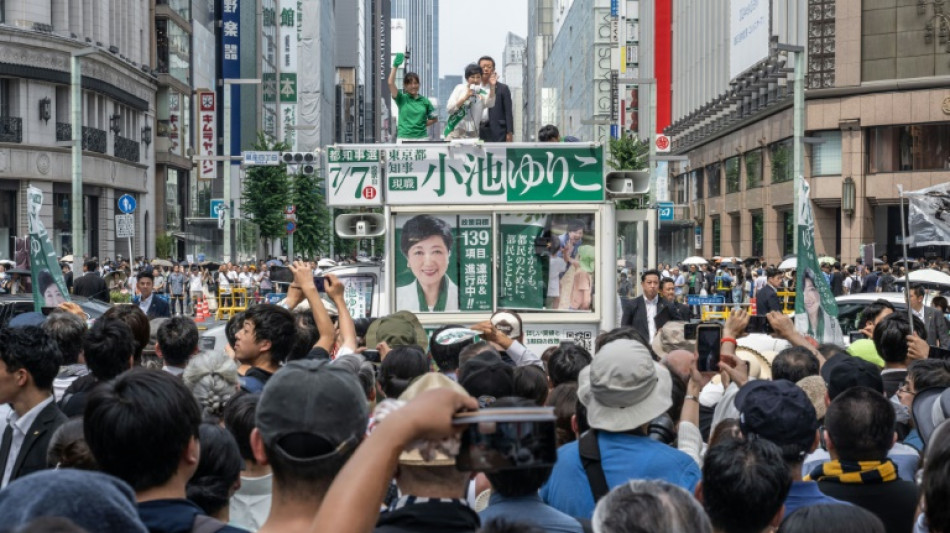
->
[242,133,291,245]
[290,170,330,258]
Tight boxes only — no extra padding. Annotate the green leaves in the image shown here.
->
[242,133,291,241]
[606,131,649,171]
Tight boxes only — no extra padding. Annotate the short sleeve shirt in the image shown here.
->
[394,90,435,139]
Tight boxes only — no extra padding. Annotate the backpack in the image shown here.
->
[239,375,265,393]
[849,274,862,294]
[879,274,896,292]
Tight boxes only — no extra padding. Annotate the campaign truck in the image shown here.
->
[325,141,653,353]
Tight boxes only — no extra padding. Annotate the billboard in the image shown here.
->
[730,0,770,79]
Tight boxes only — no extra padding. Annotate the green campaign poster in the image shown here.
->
[499,214,548,310]
[27,186,71,311]
[393,214,493,313]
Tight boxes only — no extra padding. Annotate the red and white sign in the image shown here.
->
[285,205,296,215]
[362,186,377,200]
[655,134,671,153]
[198,91,217,180]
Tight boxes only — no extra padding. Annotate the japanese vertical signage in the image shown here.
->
[221,0,240,156]
[197,91,216,180]
[326,144,604,207]
[326,147,383,207]
[27,187,71,312]
[168,93,181,156]
[279,0,298,147]
[499,214,546,310]
[457,215,492,312]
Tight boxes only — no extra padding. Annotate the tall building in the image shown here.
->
[335,0,391,144]
[0,0,156,260]
[502,33,526,142]
[665,0,950,265]
[391,0,439,111]
[298,0,337,152]
[524,0,555,140]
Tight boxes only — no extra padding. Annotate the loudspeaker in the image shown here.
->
[335,213,386,239]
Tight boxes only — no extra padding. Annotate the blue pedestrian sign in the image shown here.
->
[286,221,296,234]
[658,202,674,221]
[687,295,725,306]
[118,194,136,214]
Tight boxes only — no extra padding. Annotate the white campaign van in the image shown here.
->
[325,141,655,354]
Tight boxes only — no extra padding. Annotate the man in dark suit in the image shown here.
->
[621,269,671,344]
[756,267,785,316]
[136,269,170,318]
[72,259,110,302]
[477,56,514,142]
[910,285,950,348]
[659,277,690,322]
[0,325,67,488]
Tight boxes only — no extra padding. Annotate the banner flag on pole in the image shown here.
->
[904,182,950,247]
[794,178,842,345]
[27,187,71,312]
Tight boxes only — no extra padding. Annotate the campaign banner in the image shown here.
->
[27,187,71,311]
[456,215,493,312]
[393,214,463,313]
[795,178,842,344]
[326,147,383,206]
[326,144,604,206]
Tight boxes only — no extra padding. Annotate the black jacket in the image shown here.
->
[620,295,675,343]
[817,479,917,533]
[375,498,480,533]
[755,285,783,315]
[479,82,513,142]
[72,272,110,302]
[0,400,67,485]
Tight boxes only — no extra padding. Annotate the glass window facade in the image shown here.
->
[156,19,191,85]
[52,193,98,258]
[770,138,793,183]
[725,156,740,194]
[811,130,842,176]
[157,0,191,19]
[782,210,794,257]
[746,149,763,189]
[751,211,764,258]
[706,162,721,197]
[867,124,950,173]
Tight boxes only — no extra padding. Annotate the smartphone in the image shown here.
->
[362,349,381,364]
[746,315,773,335]
[929,345,950,360]
[454,408,557,472]
[696,323,723,373]
[684,322,699,340]
[313,276,326,292]
[849,331,868,343]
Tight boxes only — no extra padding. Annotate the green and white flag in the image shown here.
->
[794,178,841,344]
[27,186,71,311]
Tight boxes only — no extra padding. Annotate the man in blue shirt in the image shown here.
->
[541,338,701,519]
[735,380,846,515]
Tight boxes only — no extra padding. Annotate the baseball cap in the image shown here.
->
[820,353,883,400]
[651,321,695,359]
[736,380,819,455]
[365,311,428,350]
[491,311,523,341]
[578,339,672,432]
[256,359,368,464]
[459,352,514,407]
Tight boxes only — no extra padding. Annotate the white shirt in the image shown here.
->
[645,295,659,343]
[1,396,54,487]
[139,293,154,315]
[912,305,926,324]
[189,273,204,292]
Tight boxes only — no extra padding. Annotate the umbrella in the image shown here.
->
[893,258,917,267]
[818,256,836,265]
[151,259,174,268]
[60,254,74,263]
[266,259,284,266]
[104,270,128,285]
[778,257,797,270]
[0,259,14,268]
[7,268,31,276]
[896,268,950,288]
[199,261,221,270]
[681,256,708,266]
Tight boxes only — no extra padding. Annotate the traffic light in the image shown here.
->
[281,152,317,175]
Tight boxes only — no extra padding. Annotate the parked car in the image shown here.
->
[835,292,907,336]
[0,294,112,328]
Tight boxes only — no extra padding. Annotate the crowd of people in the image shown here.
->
[0,257,949,532]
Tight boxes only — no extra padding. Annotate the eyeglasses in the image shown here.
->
[898,382,916,395]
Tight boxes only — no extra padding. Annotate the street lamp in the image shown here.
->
[220,78,261,263]
[71,46,97,276]
[772,42,805,254]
